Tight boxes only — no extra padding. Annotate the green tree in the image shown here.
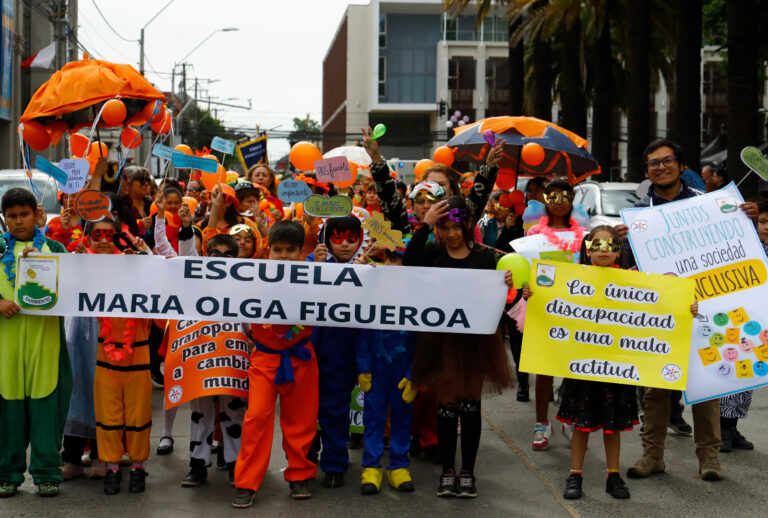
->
[288,116,321,147]
[178,104,237,169]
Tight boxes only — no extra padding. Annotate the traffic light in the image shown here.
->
[438,100,446,116]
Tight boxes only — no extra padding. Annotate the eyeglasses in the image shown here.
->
[329,229,360,245]
[585,238,622,253]
[91,229,116,242]
[208,249,236,258]
[188,186,203,192]
[543,192,574,205]
[134,177,151,186]
[645,156,677,171]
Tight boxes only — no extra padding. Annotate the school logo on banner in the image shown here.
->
[520,260,695,389]
[15,255,59,310]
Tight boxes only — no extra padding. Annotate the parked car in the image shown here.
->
[0,169,63,233]
[572,181,640,228]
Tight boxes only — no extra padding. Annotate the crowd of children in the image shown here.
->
[0,133,762,508]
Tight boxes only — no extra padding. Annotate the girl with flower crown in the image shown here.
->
[523,177,586,451]
[404,194,515,499]
[80,219,154,496]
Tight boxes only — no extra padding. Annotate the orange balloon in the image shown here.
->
[88,141,108,160]
[199,164,226,191]
[289,141,323,171]
[521,142,545,166]
[151,111,171,133]
[498,192,514,208]
[120,126,141,149]
[152,105,167,124]
[21,121,50,151]
[414,159,434,181]
[69,132,89,157]
[433,146,455,167]
[335,162,359,189]
[174,144,193,156]
[127,100,160,126]
[495,168,516,190]
[102,99,126,126]
[182,196,198,213]
[47,121,68,147]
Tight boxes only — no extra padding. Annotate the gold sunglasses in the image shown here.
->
[543,192,574,205]
[585,238,622,253]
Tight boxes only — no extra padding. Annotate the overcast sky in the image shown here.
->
[77,0,366,158]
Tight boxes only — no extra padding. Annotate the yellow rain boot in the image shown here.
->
[387,468,415,492]
[360,467,383,495]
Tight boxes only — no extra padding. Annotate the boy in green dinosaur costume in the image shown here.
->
[0,187,71,498]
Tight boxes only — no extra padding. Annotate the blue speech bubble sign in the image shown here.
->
[35,156,68,185]
[171,152,219,172]
[278,179,312,204]
[211,136,236,154]
[152,143,173,160]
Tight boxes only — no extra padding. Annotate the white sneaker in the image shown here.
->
[532,422,553,450]
[561,422,574,441]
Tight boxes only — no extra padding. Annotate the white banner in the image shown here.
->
[621,183,768,403]
[14,255,506,334]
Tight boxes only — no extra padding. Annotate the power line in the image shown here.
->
[91,0,138,43]
[79,10,135,63]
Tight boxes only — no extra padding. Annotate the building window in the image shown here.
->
[482,16,508,42]
[445,16,457,41]
[448,56,475,90]
[379,14,386,48]
[378,56,386,98]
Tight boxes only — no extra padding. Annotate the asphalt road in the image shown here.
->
[2,377,767,517]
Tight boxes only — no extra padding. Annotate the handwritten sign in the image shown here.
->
[35,156,68,185]
[520,260,695,389]
[56,158,89,194]
[211,136,236,154]
[740,146,768,181]
[152,143,174,160]
[278,179,312,204]
[362,211,405,250]
[171,151,218,173]
[511,233,580,264]
[314,156,353,183]
[303,194,353,218]
[74,189,113,222]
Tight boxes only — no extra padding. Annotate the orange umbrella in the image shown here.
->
[21,58,165,132]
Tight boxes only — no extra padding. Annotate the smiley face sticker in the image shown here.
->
[713,313,729,327]
[739,338,755,353]
[744,321,761,336]
[755,344,768,362]
[716,362,733,378]
[709,333,725,347]
[697,325,713,338]
[736,359,754,379]
[728,307,749,326]
[760,329,768,345]
[698,345,722,366]
[722,347,739,362]
[754,361,768,376]
[725,328,740,344]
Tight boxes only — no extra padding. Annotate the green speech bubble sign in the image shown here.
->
[740,146,768,181]
[303,194,353,218]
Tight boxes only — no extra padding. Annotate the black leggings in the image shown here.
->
[437,400,482,474]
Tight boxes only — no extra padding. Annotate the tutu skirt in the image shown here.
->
[556,378,639,433]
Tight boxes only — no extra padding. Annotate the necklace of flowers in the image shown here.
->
[261,324,305,341]
[98,317,138,362]
[538,216,584,253]
[2,227,46,282]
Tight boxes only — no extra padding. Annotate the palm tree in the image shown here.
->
[726,0,759,195]
[625,1,651,181]
[589,0,614,178]
[558,3,587,136]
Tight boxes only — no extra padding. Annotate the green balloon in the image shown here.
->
[372,123,386,140]
[496,253,531,289]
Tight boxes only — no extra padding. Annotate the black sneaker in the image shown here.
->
[181,464,207,487]
[227,462,236,486]
[720,427,733,452]
[290,480,312,499]
[37,481,59,497]
[232,488,256,509]
[605,472,630,499]
[457,471,477,498]
[323,472,344,488]
[128,468,147,493]
[215,444,226,470]
[0,482,18,498]
[347,433,363,449]
[563,473,582,499]
[436,469,458,497]
[732,428,755,450]
[669,417,692,436]
[104,469,122,495]
[516,384,530,402]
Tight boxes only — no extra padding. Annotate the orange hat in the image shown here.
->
[220,183,239,208]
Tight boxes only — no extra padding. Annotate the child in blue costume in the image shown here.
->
[0,188,71,498]
[306,215,364,488]
[356,243,419,495]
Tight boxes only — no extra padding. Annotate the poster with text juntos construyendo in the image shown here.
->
[622,183,768,403]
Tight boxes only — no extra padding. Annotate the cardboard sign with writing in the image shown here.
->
[35,156,68,185]
[172,151,219,173]
[303,194,353,218]
[163,320,250,408]
[314,156,353,183]
[74,190,113,222]
[211,136,236,154]
[153,143,174,160]
[520,260,695,389]
[362,211,405,250]
[57,158,89,194]
[278,179,312,204]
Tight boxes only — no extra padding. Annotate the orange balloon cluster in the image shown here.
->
[289,141,323,171]
[414,159,434,181]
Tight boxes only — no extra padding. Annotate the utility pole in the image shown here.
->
[194,77,198,148]
[68,0,78,61]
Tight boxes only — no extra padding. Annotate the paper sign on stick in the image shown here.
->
[314,156,353,183]
[211,136,236,154]
[35,156,68,185]
[56,158,89,194]
[519,260,695,390]
[74,190,113,222]
[362,212,405,250]
[303,194,353,218]
[172,151,218,172]
[278,179,312,204]
[153,143,174,160]
[740,146,768,181]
